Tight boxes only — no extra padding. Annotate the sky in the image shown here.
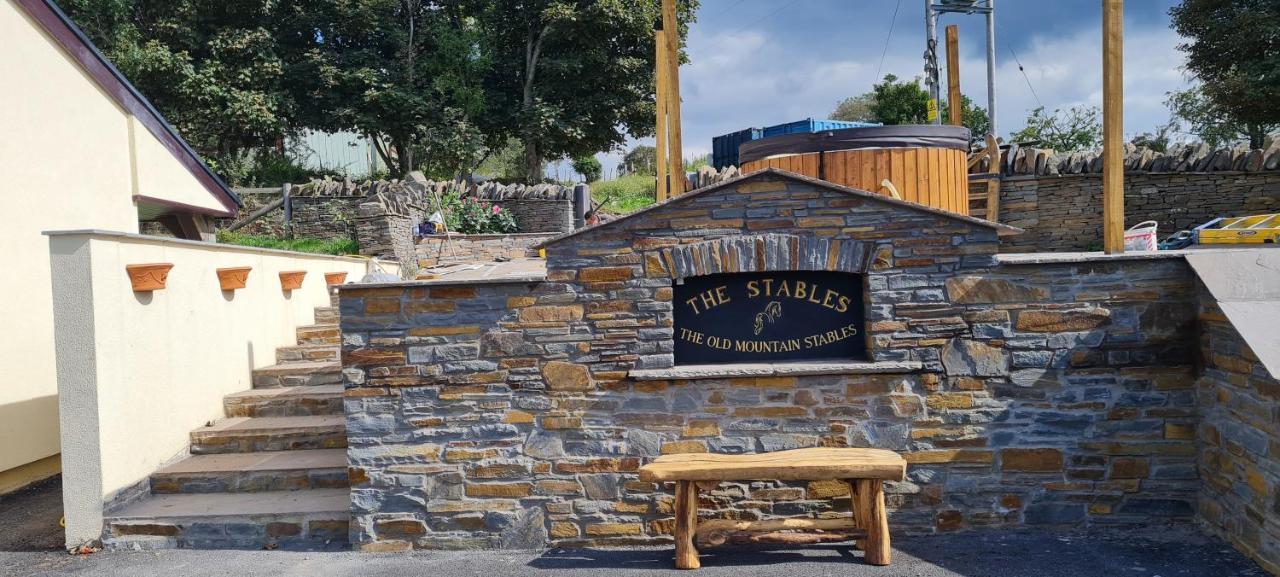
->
[561,0,1192,181]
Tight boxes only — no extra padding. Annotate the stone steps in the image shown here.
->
[149,449,348,494]
[314,306,339,325]
[223,385,343,418]
[190,416,346,454]
[295,324,339,345]
[113,304,351,550]
[103,489,350,550]
[275,344,340,363]
[251,360,341,388]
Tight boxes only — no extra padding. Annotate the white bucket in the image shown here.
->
[1124,220,1159,252]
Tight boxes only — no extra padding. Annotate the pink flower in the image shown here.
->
[492,205,502,214]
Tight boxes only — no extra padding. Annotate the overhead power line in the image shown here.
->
[876,0,904,81]
[726,0,804,37]
[998,28,1042,108]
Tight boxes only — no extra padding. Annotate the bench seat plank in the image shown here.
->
[638,448,906,482]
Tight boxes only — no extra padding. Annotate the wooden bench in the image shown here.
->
[639,447,907,570]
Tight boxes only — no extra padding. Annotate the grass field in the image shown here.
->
[216,230,360,255]
[590,174,657,214]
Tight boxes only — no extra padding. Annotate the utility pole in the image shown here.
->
[985,0,997,138]
[924,0,940,124]
[655,26,670,202]
[662,0,686,195]
[946,25,962,126]
[1102,0,1124,253]
[926,1,997,133]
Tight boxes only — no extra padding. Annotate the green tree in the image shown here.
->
[830,94,875,122]
[941,95,991,140]
[868,74,931,125]
[283,0,488,178]
[832,75,990,137]
[1011,106,1102,151]
[571,155,602,183]
[1170,0,1280,148]
[470,0,698,182]
[1167,85,1275,149]
[621,144,657,175]
[1130,120,1181,152]
[61,0,293,166]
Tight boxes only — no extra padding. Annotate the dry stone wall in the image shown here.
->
[997,172,1280,252]
[339,172,1204,551]
[416,233,556,269]
[1196,287,1280,575]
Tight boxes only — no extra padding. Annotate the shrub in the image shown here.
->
[441,194,518,234]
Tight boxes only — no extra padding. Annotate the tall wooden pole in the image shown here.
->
[945,25,962,127]
[655,30,670,203]
[662,0,686,194]
[1102,0,1125,253]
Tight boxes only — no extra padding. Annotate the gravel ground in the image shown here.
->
[0,479,1266,577]
[0,476,64,553]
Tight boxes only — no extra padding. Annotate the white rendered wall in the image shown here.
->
[49,230,396,548]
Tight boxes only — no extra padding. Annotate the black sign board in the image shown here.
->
[673,271,866,364]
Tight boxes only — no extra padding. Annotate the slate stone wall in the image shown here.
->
[415,233,556,269]
[997,172,1280,252]
[1196,286,1280,575]
[340,173,1203,551]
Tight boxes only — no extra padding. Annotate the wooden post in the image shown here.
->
[674,481,700,570]
[945,25,962,127]
[1102,0,1125,253]
[856,479,891,566]
[662,0,686,194]
[655,29,670,203]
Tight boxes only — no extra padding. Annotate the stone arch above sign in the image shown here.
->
[659,234,877,281]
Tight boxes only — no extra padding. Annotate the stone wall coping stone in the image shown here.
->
[537,168,1024,249]
[996,251,1189,265]
[417,232,559,241]
[628,360,923,380]
[42,228,392,266]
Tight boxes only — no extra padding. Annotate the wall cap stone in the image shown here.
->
[628,360,923,380]
[997,251,1189,266]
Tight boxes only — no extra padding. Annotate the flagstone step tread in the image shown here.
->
[193,415,345,437]
[253,360,340,376]
[156,449,347,475]
[224,385,344,417]
[275,344,340,363]
[148,450,348,494]
[108,489,351,519]
[189,416,347,454]
[251,361,342,388]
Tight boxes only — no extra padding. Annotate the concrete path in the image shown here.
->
[1,526,1266,577]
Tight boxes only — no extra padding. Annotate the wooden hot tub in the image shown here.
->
[738,125,971,215]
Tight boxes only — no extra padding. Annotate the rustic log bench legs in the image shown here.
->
[669,478,891,570]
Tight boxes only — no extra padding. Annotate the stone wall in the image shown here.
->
[339,172,1205,551]
[1196,286,1280,575]
[504,199,574,234]
[288,196,362,241]
[415,233,557,268]
[997,172,1280,252]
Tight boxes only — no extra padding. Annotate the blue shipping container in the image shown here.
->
[711,127,763,170]
[761,118,881,138]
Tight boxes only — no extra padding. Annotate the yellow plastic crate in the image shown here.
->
[1195,214,1280,245]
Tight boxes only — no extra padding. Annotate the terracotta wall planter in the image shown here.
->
[216,267,252,291]
[126,263,174,292]
[325,272,348,286]
[279,270,307,291]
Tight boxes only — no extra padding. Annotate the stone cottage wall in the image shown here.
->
[340,174,1204,551]
[1196,286,1280,575]
[997,172,1280,252]
[503,199,574,234]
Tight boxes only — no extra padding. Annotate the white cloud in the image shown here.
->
[592,7,1190,180]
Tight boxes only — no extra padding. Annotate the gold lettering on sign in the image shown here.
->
[677,323,861,354]
[684,285,731,315]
